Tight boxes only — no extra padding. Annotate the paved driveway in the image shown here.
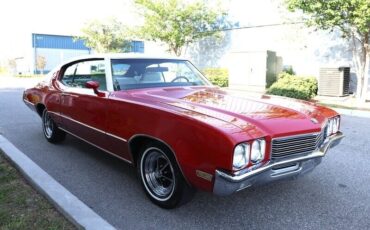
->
[0,88,369,230]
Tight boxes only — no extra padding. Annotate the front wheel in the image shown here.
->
[137,143,194,209]
[42,109,66,143]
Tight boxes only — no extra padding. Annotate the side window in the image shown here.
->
[112,63,131,91]
[61,60,107,90]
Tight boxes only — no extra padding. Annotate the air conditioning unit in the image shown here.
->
[318,67,350,96]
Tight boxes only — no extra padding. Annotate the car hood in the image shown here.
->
[122,86,336,138]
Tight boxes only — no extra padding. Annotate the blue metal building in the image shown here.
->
[31,33,144,74]
[129,41,145,53]
[32,33,91,74]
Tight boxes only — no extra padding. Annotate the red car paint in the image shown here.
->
[23,57,339,192]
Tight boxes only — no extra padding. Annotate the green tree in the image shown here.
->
[285,0,370,101]
[135,0,227,56]
[78,18,132,53]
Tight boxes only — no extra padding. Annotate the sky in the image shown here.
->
[0,0,137,59]
[0,0,285,60]
[0,0,138,34]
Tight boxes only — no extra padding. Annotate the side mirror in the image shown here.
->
[85,81,104,96]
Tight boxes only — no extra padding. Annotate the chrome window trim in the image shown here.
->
[105,57,114,92]
[57,81,110,96]
[58,58,110,93]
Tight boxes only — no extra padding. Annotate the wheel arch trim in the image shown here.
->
[128,134,191,186]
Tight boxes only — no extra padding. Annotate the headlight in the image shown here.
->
[233,143,249,169]
[325,116,340,137]
[327,119,333,136]
[332,117,340,133]
[251,139,266,164]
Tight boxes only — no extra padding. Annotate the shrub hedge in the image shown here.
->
[202,68,229,87]
[267,72,318,100]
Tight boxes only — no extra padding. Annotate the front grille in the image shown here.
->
[271,131,325,159]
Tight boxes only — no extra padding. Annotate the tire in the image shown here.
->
[42,109,66,143]
[137,142,195,209]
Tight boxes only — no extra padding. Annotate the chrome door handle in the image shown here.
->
[61,93,79,98]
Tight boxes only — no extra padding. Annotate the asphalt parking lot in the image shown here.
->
[0,88,369,230]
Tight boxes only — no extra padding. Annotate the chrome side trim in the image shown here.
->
[49,112,127,142]
[105,132,127,142]
[48,111,60,116]
[61,93,79,98]
[59,127,132,164]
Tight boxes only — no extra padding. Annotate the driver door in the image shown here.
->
[58,59,109,148]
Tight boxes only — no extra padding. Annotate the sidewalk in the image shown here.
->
[313,95,370,111]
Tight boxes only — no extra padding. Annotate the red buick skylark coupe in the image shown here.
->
[23,54,344,208]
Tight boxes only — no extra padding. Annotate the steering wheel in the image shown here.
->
[171,76,190,82]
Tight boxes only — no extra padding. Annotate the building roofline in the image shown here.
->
[32,33,81,38]
[64,53,185,63]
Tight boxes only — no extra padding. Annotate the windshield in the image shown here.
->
[111,59,211,90]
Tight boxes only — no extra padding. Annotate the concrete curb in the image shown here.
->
[0,135,116,230]
[331,107,370,119]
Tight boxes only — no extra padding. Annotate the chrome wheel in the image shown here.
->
[140,147,175,201]
[41,109,65,143]
[43,111,54,138]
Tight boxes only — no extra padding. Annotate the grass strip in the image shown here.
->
[0,151,76,230]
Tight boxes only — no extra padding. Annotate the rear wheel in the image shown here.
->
[42,109,66,143]
[137,143,194,209]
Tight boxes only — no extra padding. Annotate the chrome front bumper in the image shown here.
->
[213,132,344,196]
